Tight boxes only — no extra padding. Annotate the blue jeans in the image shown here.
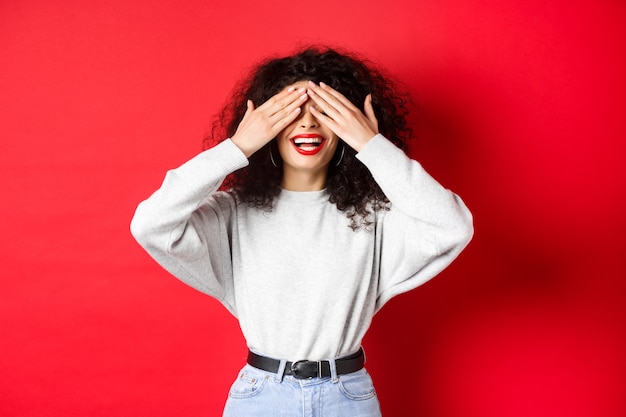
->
[222,363,382,417]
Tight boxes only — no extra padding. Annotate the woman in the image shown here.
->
[131,46,473,416]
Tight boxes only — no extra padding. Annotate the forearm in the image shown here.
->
[130,139,248,256]
[357,134,474,249]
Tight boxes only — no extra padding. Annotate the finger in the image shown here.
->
[307,81,341,109]
[246,99,255,113]
[363,94,378,125]
[268,91,308,125]
[310,81,360,120]
[306,85,343,121]
[268,89,307,119]
[309,105,340,132]
[237,99,255,124]
[258,86,305,116]
[318,81,356,111]
[271,105,302,133]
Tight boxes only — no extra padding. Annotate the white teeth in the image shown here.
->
[293,137,322,144]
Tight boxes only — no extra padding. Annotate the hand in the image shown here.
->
[306,81,378,152]
[231,87,308,158]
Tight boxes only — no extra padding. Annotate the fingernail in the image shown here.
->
[287,86,295,92]
[320,82,327,88]
[297,87,306,93]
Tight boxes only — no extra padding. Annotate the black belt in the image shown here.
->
[247,348,365,380]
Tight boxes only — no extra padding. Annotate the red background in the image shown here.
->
[2,1,625,416]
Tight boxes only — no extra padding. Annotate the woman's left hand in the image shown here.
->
[306,81,379,152]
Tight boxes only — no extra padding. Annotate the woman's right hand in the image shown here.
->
[231,86,308,158]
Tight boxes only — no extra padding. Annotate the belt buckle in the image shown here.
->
[290,360,320,380]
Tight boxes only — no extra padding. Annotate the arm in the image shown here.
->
[130,139,248,314]
[130,87,308,314]
[307,81,473,309]
[357,135,474,310]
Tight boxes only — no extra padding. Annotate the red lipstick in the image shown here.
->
[290,133,327,156]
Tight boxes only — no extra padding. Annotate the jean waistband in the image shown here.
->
[247,348,365,380]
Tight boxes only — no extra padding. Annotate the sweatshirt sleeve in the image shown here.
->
[356,134,474,311]
[130,139,249,316]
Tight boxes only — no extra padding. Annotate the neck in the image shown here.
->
[281,166,328,191]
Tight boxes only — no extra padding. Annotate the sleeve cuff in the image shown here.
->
[356,133,408,172]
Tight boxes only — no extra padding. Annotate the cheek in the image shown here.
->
[275,128,289,145]
[327,140,339,154]
[327,136,340,152]
[276,135,292,156]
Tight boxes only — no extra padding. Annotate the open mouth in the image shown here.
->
[290,134,326,155]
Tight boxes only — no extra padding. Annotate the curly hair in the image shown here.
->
[204,45,413,230]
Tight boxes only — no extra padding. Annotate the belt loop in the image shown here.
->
[275,359,287,382]
[329,357,339,383]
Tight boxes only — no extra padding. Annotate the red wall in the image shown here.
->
[2,1,625,416]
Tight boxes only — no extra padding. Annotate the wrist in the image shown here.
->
[349,131,378,153]
[230,135,255,158]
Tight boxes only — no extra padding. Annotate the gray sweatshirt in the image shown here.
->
[131,134,473,361]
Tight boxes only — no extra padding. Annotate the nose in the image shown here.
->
[299,103,318,129]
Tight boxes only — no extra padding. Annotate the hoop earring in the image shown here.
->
[335,145,345,167]
[269,147,280,168]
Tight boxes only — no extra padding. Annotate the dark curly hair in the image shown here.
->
[204,45,413,230]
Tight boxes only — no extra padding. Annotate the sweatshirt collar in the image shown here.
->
[277,188,329,205]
